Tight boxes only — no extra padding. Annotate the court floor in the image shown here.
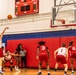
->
[3,68,76,75]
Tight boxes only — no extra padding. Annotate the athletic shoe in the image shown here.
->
[37,72,42,75]
[15,68,20,72]
[48,73,51,75]
[14,67,17,70]
[14,67,16,70]
[0,71,3,75]
[71,71,74,75]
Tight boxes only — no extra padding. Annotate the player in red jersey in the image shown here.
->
[36,41,50,75]
[0,27,9,74]
[54,43,68,75]
[68,41,76,75]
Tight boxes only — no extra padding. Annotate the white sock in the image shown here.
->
[16,66,19,69]
[72,70,74,72]
[39,70,41,72]
[0,66,2,71]
[15,66,17,69]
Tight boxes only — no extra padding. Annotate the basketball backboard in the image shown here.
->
[51,0,76,27]
[54,0,76,6]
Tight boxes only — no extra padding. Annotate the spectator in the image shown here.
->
[14,44,21,71]
[20,44,26,68]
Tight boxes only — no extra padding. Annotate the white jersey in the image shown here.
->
[5,53,12,60]
[57,47,67,57]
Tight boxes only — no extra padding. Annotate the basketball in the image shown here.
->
[7,14,12,20]
[61,19,65,24]
[56,19,65,24]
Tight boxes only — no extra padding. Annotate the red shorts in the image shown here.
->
[39,53,48,63]
[0,48,3,57]
[56,55,67,64]
[71,52,76,59]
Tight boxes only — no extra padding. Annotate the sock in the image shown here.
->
[0,66,2,71]
[17,66,19,69]
[39,70,41,72]
[72,70,74,73]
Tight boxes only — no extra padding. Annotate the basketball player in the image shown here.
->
[3,49,21,72]
[68,41,76,75]
[2,46,5,71]
[54,43,68,75]
[4,50,13,71]
[19,44,26,68]
[36,41,51,75]
[0,27,9,74]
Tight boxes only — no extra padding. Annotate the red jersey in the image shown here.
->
[69,46,76,55]
[38,45,49,62]
[0,48,3,57]
[38,45,48,55]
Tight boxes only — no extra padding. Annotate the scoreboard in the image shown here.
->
[15,0,39,16]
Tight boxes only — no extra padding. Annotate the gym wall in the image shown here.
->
[2,30,76,69]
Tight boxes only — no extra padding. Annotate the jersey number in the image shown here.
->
[72,47,76,50]
[42,46,45,50]
[61,49,63,52]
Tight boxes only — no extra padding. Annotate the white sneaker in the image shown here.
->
[14,66,17,70]
[0,70,3,75]
[14,67,16,70]
[15,68,20,72]
[64,74,68,75]
[71,71,74,75]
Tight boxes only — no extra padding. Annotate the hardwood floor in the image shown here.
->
[3,68,75,75]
